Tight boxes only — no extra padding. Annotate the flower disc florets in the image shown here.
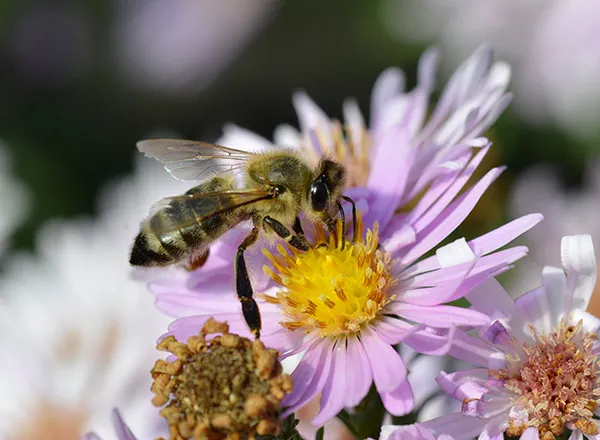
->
[150,318,293,440]
[261,217,396,338]
[492,318,600,439]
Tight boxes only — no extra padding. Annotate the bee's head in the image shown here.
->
[307,159,346,220]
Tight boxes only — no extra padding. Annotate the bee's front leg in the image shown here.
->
[235,226,261,339]
[341,195,357,243]
[263,216,310,251]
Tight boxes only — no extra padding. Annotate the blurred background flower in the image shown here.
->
[509,159,600,316]
[383,0,600,140]
[0,158,186,439]
[112,0,278,96]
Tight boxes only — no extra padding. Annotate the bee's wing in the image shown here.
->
[147,189,273,232]
[137,139,254,181]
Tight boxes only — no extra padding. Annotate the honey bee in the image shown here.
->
[130,139,355,338]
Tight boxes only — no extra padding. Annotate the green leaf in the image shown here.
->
[336,385,386,439]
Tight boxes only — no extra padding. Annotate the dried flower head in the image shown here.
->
[151,318,293,440]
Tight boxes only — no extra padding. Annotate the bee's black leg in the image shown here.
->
[341,195,357,243]
[336,201,346,250]
[263,216,310,251]
[235,226,261,339]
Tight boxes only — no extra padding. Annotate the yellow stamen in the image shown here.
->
[261,214,395,338]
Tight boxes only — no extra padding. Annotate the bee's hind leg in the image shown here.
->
[235,226,262,339]
[263,216,310,251]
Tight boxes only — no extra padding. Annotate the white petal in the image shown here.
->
[219,123,272,153]
[273,123,301,147]
[561,234,597,313]
[540,265,568,323]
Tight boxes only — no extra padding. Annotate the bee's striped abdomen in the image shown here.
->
[130,176,237,267]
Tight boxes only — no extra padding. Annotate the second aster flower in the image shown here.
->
[388,235,600,440]
[146,46,539,426]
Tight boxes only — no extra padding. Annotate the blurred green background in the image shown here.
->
[0,0,594,255]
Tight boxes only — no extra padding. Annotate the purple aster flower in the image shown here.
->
[144,46,540,426]
[387,234,600,440]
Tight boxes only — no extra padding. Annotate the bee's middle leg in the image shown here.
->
[263,216,310,251]
[235,226,261,339]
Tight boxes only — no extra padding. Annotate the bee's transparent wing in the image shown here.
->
[137,139,253,181]
[145,189,273,232]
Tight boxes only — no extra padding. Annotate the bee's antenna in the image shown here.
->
[341,195,357,242]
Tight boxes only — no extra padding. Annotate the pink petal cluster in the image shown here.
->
[144,46,542,427]
[384,235,600,440]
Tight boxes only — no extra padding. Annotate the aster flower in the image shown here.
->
[0,157,186,439]
[384,0,600,137]
[387,234,600,439]
[145,47,540,426]
[112,0,276,94]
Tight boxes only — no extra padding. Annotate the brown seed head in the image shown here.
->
[150,318,292,440]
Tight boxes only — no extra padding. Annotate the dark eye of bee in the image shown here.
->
[308,176,330,212]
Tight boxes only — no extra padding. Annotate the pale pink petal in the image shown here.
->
[401,167,504,266]
[519,428,540,440]
[514,286,554,335]
[409,146,490,232]
[568,431,584,440]
[292,91,333,154]
[466,279,516,320]
[481,412,509,437]
[381,423,436,440]
[423,413,488,439]
[447,331,499,367]
[273,123,301,147]
[403,327,454,355]
[284,338,334,413]
[343,98,366,152]
[312,341,347,426]
[407,354,446,408]
[561,234,597,313]
[219,123,273,153]
[402,163,464,224]
[363,326,406,393]
[382,221,417,255]
[436,370,488,401]
[403,214,543,278]
[421,45,493,140]
[366,126,415,228]
[112,410,138,440]
[391,303,490,328]
[344,337,373,407]
[380,379,414,416]
[373,316,419,345]
[539,265,568,323]
[370,67,405,133]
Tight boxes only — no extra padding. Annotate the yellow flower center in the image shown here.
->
[261,217,396,338]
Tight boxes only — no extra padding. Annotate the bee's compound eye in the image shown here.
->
[309,179,329,212]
